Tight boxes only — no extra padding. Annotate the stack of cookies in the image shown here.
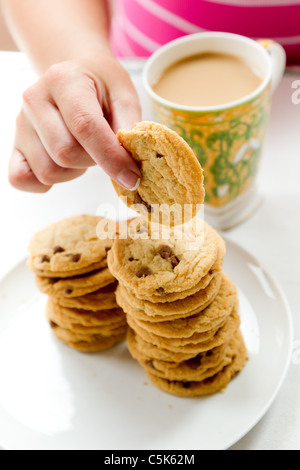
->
[28,215,127,352]
[108,121,248,397]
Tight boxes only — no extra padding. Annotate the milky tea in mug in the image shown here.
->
[143,33,286,230]
[153,52,263,107]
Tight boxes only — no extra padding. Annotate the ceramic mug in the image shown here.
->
[143,32,286,230]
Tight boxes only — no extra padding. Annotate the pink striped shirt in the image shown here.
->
[110,0,300,65]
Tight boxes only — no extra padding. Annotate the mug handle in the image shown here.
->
[257,39,286,93]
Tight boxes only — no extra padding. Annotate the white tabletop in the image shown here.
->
[0,52,299,450]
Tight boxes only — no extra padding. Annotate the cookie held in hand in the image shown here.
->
[112,121,205,226]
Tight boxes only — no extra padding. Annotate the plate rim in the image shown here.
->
[221,236,294,449]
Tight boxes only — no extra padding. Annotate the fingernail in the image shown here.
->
[117,169,141,191]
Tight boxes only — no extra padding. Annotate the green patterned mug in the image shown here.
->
[143,33,286,229]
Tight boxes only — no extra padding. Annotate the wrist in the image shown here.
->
[35,33,114,75]
[64,37,114,68]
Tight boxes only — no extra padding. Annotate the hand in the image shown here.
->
[9,56,142,193]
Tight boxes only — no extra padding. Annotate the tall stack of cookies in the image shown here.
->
[108,121,248,397]
[28,215,127,352]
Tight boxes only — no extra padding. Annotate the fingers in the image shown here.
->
[9,60,143,194]
[9,112,86,192]
[22,85,96,170]
[47,64,141,190]
[9,149,51,193]
[107,64,142,133]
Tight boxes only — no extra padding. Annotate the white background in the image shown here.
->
[0,52,299,450]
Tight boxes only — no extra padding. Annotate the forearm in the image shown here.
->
[1,0,113,74]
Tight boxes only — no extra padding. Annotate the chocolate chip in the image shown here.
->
[40,255,50,263]
[49,321,58,329]
[128,257,134,262]
[156,153,164,158]
[156,246,179,268]
[64,288,73,296]
[204,377,214,385]
[99,281,118,293]
[134,193,143,205]
[182,382,191,389]
[146,360,156,370]
[156,287,165,295]
[136,267,152,278]
[53,246,65,254]
[157,245,173,259]
[66,253,81,263]
[134,193,152,213]
[187,355,202,369]
[170,256,180,268]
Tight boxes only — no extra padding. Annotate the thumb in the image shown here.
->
[109,75,142,133]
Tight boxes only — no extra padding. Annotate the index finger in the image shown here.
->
[50,72,141,190]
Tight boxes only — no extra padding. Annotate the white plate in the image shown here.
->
[0,239,293,450]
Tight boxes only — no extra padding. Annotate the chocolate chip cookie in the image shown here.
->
[127,305,240,354]
[28,215,114,278]
[107,221,225,298]
[145,334,248,397]
[128,327,245,383]
[122,273,237,336]
[116,273,222,322]
[112,121,205,225]
[46,299,127,352]
[36,268,115,298]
